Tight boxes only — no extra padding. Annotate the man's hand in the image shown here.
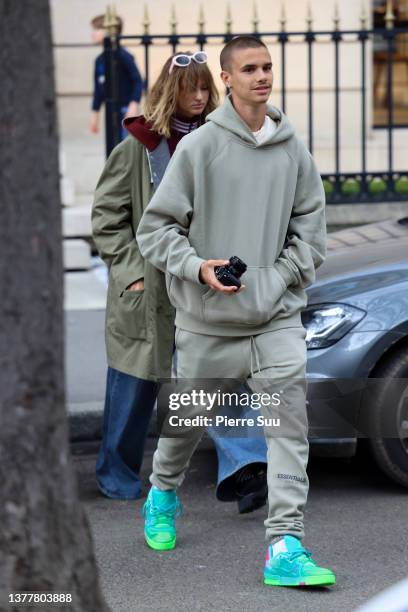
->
[199,260,245,295]
[126,278,144,291]
[125,101,140,118]
[90,111,100,134]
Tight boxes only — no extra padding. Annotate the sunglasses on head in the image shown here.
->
[169,51,208,74]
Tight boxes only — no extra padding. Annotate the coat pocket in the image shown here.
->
[114,289,147,340]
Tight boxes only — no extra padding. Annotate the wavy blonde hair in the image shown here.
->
[144,52,219,138]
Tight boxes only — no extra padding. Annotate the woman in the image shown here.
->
[92,51,267,508]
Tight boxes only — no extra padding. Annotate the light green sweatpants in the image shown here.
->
[150,326,309,542]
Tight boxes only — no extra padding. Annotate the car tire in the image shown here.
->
[366,347,408,488]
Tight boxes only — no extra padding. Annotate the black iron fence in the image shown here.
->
[99,9,408,204]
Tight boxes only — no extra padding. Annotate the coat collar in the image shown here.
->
[123,115,162,151]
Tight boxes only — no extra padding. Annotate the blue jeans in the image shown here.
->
[209,393,268,501]
[96,367,267,500]
[96,367,158,499]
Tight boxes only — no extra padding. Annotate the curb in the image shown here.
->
[68,402,158,442]
[68,402,103,442]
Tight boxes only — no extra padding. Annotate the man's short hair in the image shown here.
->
[91,14,123,35]
[220,36,268,71]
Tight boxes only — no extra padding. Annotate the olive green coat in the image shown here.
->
[92,136,174,381]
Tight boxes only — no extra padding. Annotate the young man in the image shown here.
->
[90,14,143,139]
[137,36,336,587]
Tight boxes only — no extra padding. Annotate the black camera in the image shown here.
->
[215,256,247,289]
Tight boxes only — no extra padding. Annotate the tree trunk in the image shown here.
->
[0,2,110,610]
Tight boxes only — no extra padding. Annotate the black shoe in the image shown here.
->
[234,464,268,514]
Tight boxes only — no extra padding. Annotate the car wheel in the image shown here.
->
[367,347,408,488]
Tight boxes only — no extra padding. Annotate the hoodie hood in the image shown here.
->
[123,115,162,151]
[205,95,295,146]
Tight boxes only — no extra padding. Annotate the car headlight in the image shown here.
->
[301,303,366,349]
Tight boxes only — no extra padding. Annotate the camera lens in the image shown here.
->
[229,256,247,277]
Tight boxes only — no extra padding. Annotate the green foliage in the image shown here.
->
[341,179,360,196]
[368,178,387,194]
[323,179,334,196]
[323,176,408,199]
[395,177,408,195]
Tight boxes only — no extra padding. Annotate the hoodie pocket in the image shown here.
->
[166,272,206,315]
[202,267,287,327]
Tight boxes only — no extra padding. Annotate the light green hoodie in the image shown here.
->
[137,96,326,336]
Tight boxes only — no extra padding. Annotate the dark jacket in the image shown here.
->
[92,46,143,111]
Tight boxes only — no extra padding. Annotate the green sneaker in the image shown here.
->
[264,535,336,587]
[142,486,182,551]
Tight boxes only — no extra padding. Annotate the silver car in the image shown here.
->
[304,217,408,488]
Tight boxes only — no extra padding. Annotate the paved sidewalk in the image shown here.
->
[65,258,107,440]
[73,442,408,612]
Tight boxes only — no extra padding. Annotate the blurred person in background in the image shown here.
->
[90,13,143,139]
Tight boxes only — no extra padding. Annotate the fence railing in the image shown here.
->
[100,3,408,205]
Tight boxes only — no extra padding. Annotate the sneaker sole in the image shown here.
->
[264,574,336,587]
[237,484,268,514]
[144,532,176,551]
